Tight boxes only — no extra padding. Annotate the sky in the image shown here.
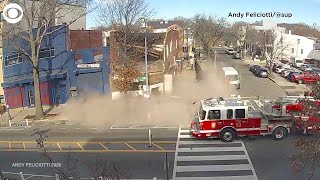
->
[87,0,320,29]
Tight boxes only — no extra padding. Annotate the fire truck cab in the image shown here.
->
[191,97,292,142]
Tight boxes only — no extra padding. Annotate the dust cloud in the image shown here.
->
[58,61,234,127]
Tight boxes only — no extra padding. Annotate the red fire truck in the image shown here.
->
[267,96,320,134]
[190,97,293,142]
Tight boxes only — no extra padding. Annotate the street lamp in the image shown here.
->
[140,17,150,98]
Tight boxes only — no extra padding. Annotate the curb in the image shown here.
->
[268,76,290,94]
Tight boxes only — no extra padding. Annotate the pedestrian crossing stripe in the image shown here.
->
[173,128,258,180]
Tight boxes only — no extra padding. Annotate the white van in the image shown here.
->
[222,67,240,89]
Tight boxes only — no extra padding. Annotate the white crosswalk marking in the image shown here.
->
[173,128,258,180]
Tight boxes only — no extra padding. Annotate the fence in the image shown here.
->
[0,119,30,128]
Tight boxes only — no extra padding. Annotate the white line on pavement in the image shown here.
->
[129,124,144,128]
[254,100,263,107]
[176,164,253,172]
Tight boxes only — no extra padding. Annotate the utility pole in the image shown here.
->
[142,18,150,99]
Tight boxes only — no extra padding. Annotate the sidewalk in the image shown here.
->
[0,105,64,125]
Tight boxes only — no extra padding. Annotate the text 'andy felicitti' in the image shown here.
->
[228,12,292,18]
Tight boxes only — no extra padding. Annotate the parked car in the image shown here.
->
[291,71,320,84]
[281,69,294,77]
[287,71,303,81]
[253,66,262,76]
[300,64,313,71]
[227,49,235,55]
[275,66,285,73]
[233,53,240,59]
[272,64,282,72]
[256,67,269,78]
[250,65,260,73]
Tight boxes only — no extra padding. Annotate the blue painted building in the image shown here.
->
[2,25,110,108]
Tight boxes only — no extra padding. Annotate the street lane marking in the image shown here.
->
[176,164,253,172]
[177,147,244,152]
[178,140,240,145]
[125,143,136,150]
[176,155,248,161]
[0,149,176,153]
[57,143,62,150]
[152,143,164,150]
[254,100,263,107]
[77,143,84,151]
[99,143,108,150]
[110,126,178,130]
[179,129,191,133]
[174,176,257,180]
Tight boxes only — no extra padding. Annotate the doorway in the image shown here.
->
[28,90,35,107]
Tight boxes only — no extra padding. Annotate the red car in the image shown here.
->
[291,71,320,84]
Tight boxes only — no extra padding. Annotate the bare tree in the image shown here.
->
[262,29,291,73]
[291,84,320,180]
[98,0,158,93]
[191,14,227,56]
[2,0,95,119]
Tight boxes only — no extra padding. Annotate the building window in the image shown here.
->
[297,39,300,44]
[39,47,55,59]
[292,48,294,53]
[235,109,245,119]
[301,49,303,54]
[4,53,23,66]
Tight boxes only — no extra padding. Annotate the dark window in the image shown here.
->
[291,48,294,53]
[200,110,206,120]
[39,47,55,59]
[301,49,303,54]
[227,109,233,119]
[235,109,245,119]
[297,39,300,44]
[4,53,23,66]
[208,110,221,120]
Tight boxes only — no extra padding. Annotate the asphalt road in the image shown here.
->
[0,151,175,179]
[214,50,287,99]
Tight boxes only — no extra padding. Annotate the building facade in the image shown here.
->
[249,20,315,61]
[2,25,110,108]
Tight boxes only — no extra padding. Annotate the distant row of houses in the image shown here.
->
[240,20,320,64]
[0,1,194,109]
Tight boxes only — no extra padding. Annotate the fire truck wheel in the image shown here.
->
[272,127,288,140]
[220,128,236,142]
